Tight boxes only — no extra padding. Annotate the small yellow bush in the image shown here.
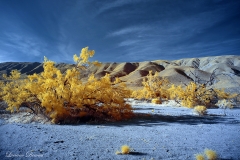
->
[151,98,161,104]
[116,145,131,155]
[216,99,234,109]
[195,153,205,160]
[121,145,131,154]
[204,149,217,160]
[194,105,207,115]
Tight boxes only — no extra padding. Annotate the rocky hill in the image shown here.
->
[1,55,240,91]
[0,62,75,79]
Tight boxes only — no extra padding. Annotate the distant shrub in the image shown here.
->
[116,145,131,155]
[215,88,238,101]
[131,71,169,101]
[132,68,237,109]
[0,81,4,101]
[168,82,218,108]
[204,149,217,160]
[195,149,217,160]
[195,153,205,160]
[151,98,161,104]
[194,105,207,115]
[216,99,234,109]
[121,145,131,154]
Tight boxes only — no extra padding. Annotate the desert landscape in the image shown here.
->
[1,0,240,159]
[0,55,240,160]
[1,55,240,90]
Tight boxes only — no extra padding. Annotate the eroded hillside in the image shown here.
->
[1,55,240,91]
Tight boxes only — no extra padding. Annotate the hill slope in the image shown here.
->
[1,55,240,91]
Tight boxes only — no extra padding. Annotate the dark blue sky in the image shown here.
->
[0,0,240,63]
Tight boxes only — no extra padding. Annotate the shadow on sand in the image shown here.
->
[100,113,239,127]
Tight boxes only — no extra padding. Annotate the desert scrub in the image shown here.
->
[131,71,170,101]
[121,145,131,154]
[169,82,218,108]
[195,149,217,160]
[151,98,161,104]
[132,68,237,109]
[0,81,4,101]
[195,153,205,160]
[194,105,207,115]
[167,69,238,108]
[204,149,217,160]
[2,47,133,124]
[116,145,131,155]
[216,99,234,109]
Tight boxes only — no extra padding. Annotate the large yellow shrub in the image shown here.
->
[2,47,133,123]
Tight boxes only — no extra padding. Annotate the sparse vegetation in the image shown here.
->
[131,71,169,101]
[121,145,131,154]
[132,68,237,109]
[195,149,217,160]
[204,149,217,160]
[116,145,131,155]
[151,98,161,104]
[194,105,207,115]
[195,153,205,160]
[0,81,4,102]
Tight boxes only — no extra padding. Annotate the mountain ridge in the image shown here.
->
[1,55,240,91]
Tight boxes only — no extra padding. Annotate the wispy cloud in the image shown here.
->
[4,33,43,56]
[97,0,142,15]
[0,0,239,63]
[118,39,140,47]
[103,2,238,61]
[107,25,151,37]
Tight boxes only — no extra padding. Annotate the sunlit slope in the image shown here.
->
[1,55,239,90]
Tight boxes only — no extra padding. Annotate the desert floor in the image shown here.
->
[0,99,240,160]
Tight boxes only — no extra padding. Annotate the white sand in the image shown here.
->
[1,100,240,160]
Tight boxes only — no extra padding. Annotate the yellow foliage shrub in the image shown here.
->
[131,71,169,101]
[73,46,101,68]
[116,145,131,155]
[2,47,133,123]
[167,81,237,108]
[121,145,131,154]
[173,82,216,108]
[215,88,237,100]
[132,70,236,109]
[194,105,207,115]
[151,98,161,104]
[0,81,4,101]
[195,153,205,160]
[215,89,237,109]
[1,70,30,113]
[216,99,234,109]
[204,149,217,160]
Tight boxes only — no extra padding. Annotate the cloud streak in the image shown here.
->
[0,0,239,63]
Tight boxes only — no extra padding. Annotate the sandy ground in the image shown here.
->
[0,100,240,160]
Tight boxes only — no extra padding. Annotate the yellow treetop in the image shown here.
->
[73,46,101,68]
